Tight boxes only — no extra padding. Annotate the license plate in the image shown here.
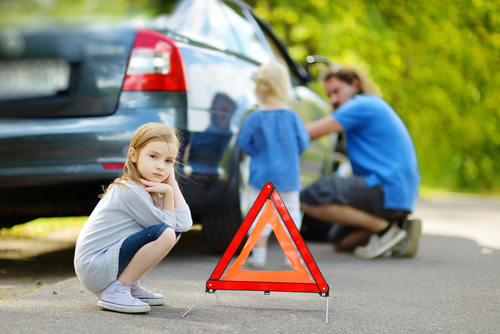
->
[0,59,70,101]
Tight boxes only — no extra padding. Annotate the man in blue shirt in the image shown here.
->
[300,66,421,259]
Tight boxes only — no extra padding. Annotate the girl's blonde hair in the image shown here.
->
[321,66,381,97]
[254,62,291,106]
[100,123,181,207]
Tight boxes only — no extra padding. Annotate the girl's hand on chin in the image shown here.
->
[164,172,177,186]
[140,178,172,194]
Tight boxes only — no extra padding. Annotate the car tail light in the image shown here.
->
[123,29,187,91]
[103,163,125,170]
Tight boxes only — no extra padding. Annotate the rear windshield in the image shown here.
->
[166,0,240,52]
[163,0,271,63]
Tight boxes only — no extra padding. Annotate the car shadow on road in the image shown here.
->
[0,247,76,300]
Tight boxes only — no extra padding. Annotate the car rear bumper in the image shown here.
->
[0,163,123,188]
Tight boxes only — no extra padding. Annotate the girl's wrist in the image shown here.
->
[163,184,174,194]
[166,178,178,189]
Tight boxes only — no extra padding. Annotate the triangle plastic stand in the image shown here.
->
[181,183,330,324]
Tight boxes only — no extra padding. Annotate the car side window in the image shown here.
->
[166,0,240,53]
[259,25,302,86]
[221,1,272,64]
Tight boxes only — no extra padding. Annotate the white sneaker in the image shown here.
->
[246,254,266,268]
[97,280,151,313]
[354,224,407,259]
[131,280,165,306]
[392,219,422,257]
[246,247,266,268]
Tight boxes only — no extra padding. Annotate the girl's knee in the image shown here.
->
[158,227,176,244]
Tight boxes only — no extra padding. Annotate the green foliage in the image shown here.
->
[252,0,500,194]
[0,0,153,27]
[0,217,87,239]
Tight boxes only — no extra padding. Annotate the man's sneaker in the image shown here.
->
[97,280,151,313]
[392,219,422,257]
[354,224,407,259]
[131,280,165,306]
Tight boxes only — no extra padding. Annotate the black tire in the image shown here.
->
[201,148,250,254]
[201,207,243,254]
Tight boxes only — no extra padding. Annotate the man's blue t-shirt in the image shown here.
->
[332,94,420,212]
[237,109,310,192]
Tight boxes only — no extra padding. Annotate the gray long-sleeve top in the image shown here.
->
[74,181,192,297]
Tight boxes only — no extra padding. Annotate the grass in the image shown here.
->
[418,185,500,199]
[0,217,87,239]
[25,286,39,294]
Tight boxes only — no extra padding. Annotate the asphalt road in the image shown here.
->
[0,194,499,333]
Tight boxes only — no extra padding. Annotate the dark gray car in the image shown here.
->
[0,0,333,253]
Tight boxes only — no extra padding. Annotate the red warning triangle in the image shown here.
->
[206,183,329,295]
[221,199,313,283]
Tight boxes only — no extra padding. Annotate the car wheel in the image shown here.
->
[201,151,250,254]
[201,207,243,254]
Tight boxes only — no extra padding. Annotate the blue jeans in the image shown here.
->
[117,224,180,277]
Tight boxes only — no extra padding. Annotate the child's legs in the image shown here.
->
[248,189,302,248]
[117,224,178,285]
[279,190,302,231]
[247,186,272,248]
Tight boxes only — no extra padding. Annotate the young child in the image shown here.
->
[237,62,310,268]
[74,123,192,313]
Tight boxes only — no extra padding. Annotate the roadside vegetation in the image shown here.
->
[250,0,500,195]
[0,217,87,239]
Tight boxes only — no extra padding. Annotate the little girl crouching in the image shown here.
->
[74,123,192,313]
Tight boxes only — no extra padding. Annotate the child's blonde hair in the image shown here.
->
[100,123,181,207]
[254,62,291,106]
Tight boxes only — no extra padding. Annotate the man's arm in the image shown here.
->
[306,115,344,140]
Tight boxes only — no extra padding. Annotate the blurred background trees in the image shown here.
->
[1,0,499,194]
[249,0,500,195]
